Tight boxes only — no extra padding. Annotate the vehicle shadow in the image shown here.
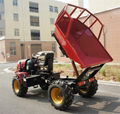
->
[25,88,49,103]
[25,88,120,114]
[66,94,120,114]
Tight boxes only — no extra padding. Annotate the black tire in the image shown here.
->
[79,79,98,98]
[12,76,28,97]
[48,80,74,110]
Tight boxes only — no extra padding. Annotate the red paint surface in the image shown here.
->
[54,4,113,68]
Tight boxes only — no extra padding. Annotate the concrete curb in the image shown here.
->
[98,80,120,86]
[3,67,14,73]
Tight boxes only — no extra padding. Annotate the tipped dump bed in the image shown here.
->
[54,4,113,68]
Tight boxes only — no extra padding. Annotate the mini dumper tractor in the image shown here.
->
[12,4,113,110]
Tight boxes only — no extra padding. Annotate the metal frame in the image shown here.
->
[55,4,104,40]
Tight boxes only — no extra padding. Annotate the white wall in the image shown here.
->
[56,0,79,5]
[4,0,21,39]
[79,0,120,13]
[89,0,120,13]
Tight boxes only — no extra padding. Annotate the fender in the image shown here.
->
[15,72,29,84]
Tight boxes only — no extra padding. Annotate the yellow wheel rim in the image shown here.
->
[80,89,88,94]
[51,88,64,105]
[14,79,20,93]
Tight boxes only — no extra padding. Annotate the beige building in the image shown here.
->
[0,0,66,62]
[95,8,120,63]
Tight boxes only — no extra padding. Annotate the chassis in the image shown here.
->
[12,4,113,110]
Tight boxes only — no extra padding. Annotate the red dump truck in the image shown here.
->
[12,4,113,110]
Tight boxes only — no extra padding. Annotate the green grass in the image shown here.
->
[53,63,83,77]
[96,65,120,81]
[53,64,120,82]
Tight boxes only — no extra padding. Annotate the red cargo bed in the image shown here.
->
[54,4,113,68]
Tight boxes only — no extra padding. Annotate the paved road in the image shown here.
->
[0,63,120,114]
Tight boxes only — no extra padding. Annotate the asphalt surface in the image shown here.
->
[0,63,120,114]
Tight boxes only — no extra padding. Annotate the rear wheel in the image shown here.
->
[12,76,28,97]
[79,79,98,98]
[48,80,74,110]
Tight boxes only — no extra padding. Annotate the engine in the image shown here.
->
[16,51,54,75]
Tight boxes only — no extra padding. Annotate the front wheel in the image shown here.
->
[12,76,28,97]
[79,79,98,98]
[48,80,74,110]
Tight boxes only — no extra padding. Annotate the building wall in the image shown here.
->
[4,0,21,40]
[0,40,6,62]
[95,8,120,63]
[0,40,56,62]
[0,39,21,62]
[5,39,21,62]
[20,41,56,59]
[0,0,65,62]
[78,0,120,13]
[57,0,79,5]
[4,0,65,41]
[88,0,120,13]
[0,2,5,36]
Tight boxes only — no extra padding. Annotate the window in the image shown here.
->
[50,18,54,24]
[0,12,4,20]
[49,5,53,12]
[29,2,39,13]
[13,0,18,6]
[0,14,1,20]
[0,31,4,36]
[14,29,19,36]
[10,42,16,56]
[31,30,40,40]
[13,13,19,21]
[0,0,4,4]
[30,16,39,26]
[54,7,58,13]
[49,5,58,13]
